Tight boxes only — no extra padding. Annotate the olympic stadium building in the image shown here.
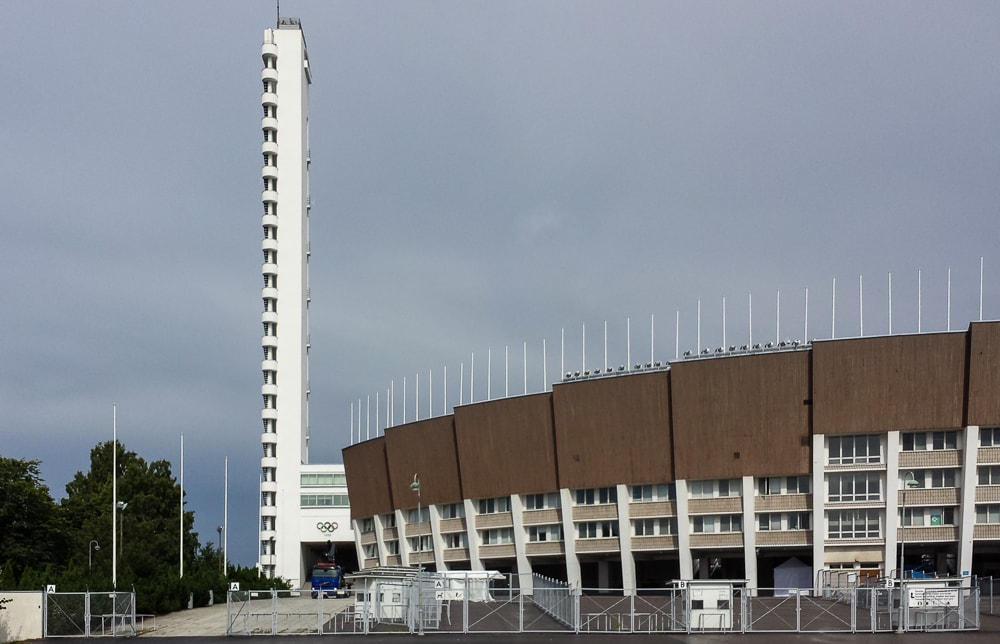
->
[343,321,1000,592]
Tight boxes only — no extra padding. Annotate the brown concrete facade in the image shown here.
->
[345,322,998,516]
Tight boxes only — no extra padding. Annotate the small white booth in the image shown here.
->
[674,579,746,631]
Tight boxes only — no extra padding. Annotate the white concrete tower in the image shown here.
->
[259,17,312,584]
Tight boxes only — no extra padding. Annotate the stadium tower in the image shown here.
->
[258,17,312,583]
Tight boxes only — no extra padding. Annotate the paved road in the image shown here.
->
[133,595,1000,641]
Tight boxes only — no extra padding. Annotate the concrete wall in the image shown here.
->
[0,592,42,644]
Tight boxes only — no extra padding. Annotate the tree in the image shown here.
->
[0,456,65,582]
[60,441,198,612]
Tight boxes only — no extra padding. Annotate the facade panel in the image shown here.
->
[552,372,672,489]
[343,437,394,519]
[813,333,966,435]
[384,416,462,509]
[671,351,811,479]
[968,321,1000,426]
[455,393,558,500]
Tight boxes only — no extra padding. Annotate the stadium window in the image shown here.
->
[444,533,467,549]
[527,524,562,542]
[478,496,511,514]
[440,503,465,519]
[828,435,882,465]
[692,514,741,534]
[981,427,1000,447]
[577,521,619,539]
[575,487,617,505]
[525,493,560,510]
[828,472,882,502]
[481,528,514,545]
[976,504,1000,524]
[381,513,396,528]
[827,509,881,539]
[979,466,1000,486]
[902,430,958,451]
[631,483,676,502]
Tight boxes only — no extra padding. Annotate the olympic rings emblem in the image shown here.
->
[316,521,339,533]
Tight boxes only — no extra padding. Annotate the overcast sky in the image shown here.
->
[4,1,998,567]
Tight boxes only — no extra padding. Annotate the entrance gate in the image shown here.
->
[43,591,135,637]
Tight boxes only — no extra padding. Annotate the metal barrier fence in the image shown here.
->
[43,591,135,638]
[976,575,998,616]
[226,579,981,636]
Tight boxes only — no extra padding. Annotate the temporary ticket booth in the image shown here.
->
[674,580,746,631]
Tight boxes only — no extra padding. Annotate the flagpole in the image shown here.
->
[180,433,184,578]
[112,404,118,589]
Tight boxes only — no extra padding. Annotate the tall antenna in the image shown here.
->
[276,0,280,27]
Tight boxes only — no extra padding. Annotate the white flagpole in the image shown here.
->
[428,369,432,416]
[626,317,631,368]
[390,381,395,427]
[582,324,586,373]
[722,297,727,349]
[604,321,608,372]
[366,395,370,440]
[505,346,509,398]
[470,354,475,403]
[443,368,447,415]
[375,391,380,431]
[776,290,780,344]
[560,328,565,378]
[888,272,893,335]
[832,277,837,339]
[522,342,527,395]
[697,300,702,354]
[224,456,228,575]
[859,274,864,337]
[459,362,465,405]
[415,373,420,419]
[748,294,753,347]
[358,398,362,442]
[650,314,655,364]
[804,287,809,342]
[980,256,985,321]
[349,403,354,445]
[918,269,922,334]
[386,387,390,434]
[112,403,118,589]
[947,267,952,331]
[179,433,184,578]
[487,349,491,401]
[402,377,406,424]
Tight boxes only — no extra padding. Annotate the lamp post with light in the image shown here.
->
[89,540,100,571]
[410,474,423,636]
[897,471,921,634]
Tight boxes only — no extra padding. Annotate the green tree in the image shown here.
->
[60,441,198,612]
[0,456,65,582]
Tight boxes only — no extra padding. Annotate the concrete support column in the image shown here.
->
[509,494,534,593]
[396,509,411,566]
[559,488,581,588]
[811,434,826,590]
[463,499,484,571]
[616,484,636,594]
[428,504,447,572]
[372,515,388,567]
[675,479,693,580]
[741,476,758,591]
[959,425,980,582]
[885,431,901,578]
[352,518,368,568]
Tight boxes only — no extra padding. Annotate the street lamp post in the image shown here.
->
[117,501,128,559]
[89,540,100,571]
[898,472,920,581]
[897,471,921,634]
[217,525,224,573]
[410,474,423,637]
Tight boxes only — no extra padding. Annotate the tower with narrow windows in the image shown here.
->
[259,17,312,584]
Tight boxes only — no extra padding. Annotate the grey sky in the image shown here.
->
[4,1,998,567]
